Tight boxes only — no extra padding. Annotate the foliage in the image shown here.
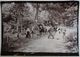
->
[2,2,78,52]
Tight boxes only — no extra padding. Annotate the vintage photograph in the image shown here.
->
[1,1,79,55]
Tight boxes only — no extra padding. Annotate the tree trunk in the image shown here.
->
[35,3,39,24]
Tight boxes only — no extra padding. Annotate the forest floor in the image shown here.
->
[13,26,76,52]
[15,35,66,52]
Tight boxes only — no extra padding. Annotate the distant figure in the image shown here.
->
[54,26,57,33]
[57,27,62,34]
[48,26,54,39]
[63,29,66,35]
[44,25,51,33]
[26,28,31,39]
[57,28,60,33]
[38,24,45,35]
[63,29,66,40]
[31,26,35,34]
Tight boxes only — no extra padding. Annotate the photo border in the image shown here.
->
[1,1,79,56]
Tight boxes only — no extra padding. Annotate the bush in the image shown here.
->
[65,31,78,53]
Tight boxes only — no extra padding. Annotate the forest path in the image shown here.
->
[14,27,68,52]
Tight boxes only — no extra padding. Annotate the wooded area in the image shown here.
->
[2,2,78,54]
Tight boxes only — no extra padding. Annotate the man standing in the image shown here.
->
[48,26,54,39]
[26,28,31,39]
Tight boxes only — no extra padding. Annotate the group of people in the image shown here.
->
[25,24,58,39]
[6,23,66,40]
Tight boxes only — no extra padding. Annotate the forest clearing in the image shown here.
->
[2,2,78,54]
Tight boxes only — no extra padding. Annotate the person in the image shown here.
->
[48,26,54,39]
[26,28,31,39]
[38,24,43,35]
[54,26,57,32]
[63,29,66,40]
[57,28,61,34]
